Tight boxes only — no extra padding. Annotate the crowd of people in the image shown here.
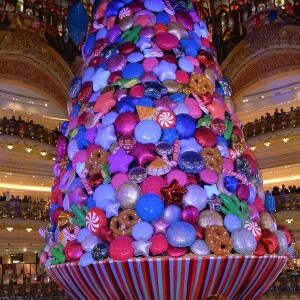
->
[272,184,300,196]
[0,115,60,146]
[243,107,300,138]
[0,193,47,205]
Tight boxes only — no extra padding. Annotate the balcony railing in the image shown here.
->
[243,108,300,139]
[0,202,49,221]
[274,193,300,212]
[0,117,59,147]
[0,283,70,299]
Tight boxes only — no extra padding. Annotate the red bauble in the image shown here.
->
[109,236,134,260]
[260,229,280,254]
[64,241,84,261]
[149,234,168,255]
[167,245,187,258]
[253,242,266,256]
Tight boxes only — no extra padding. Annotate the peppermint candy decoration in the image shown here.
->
[31,20,42,32]
[119,7,133,19]
[244,221,262,241]
[86,208,107,234]
[157,111,176,128]
[62,225,80,241]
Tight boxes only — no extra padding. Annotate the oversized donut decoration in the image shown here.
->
[205,225,232,256]
[86,208,107,234]
[201,147,223,174]
[244,221,262,241]
[189,74,214,96]
[156,111,176,128]
[86,146,108,176]
[110,209,140,237]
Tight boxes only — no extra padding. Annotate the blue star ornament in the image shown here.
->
[92,68,110,92]
[153,60,177,82]
[144,82,168,99]
[180,137,203,154]
[95,124,117,151]
[204,184,220,199]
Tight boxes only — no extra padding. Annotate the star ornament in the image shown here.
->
[154,95,177,112]
[108,148,133,174]
[152,218,170,235]
[153,60,177,82]
[93,91,116,115]
[95,124,117,151]
[161,180,188,207]
[131,142,156,166]
[204,184,220,200]
[132,237,152,257]
[168,22,188,40]
[144,82,168,99]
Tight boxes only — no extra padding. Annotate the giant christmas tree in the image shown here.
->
[41,0,290,299]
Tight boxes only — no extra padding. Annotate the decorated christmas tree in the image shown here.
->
[40,0,291,298]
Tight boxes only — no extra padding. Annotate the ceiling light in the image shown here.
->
[26,227,33,232]
[45,104,48,107]
[282,137,289,143]
[7,143,14,150]
[250,145,256,151]
[264,141,271,147]
[23,248,27,252]
[40,151,47,156]
[25,146,32,153]
[5,248,8,251]
[286,218,293,224]
[7,227,13,232]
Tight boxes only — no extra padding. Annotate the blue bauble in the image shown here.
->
[224,176,239,193]
[166,222,196,247]
[132,221,154,240]
[178,151,204,173]
[163,205,181,224]
[135,194,164,222]
[67,2,88,46]
[175,114,196,139]
[224,214,241,232]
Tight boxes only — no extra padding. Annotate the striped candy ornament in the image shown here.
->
[119,7,133,19]
[62,225,80,241]
[157,111,176,128]
[47,256,287,300]
[245,221,262,240]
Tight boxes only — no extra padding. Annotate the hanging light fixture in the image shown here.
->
[7,227,13,231]
[264,141,271,147]
[250,145,256,151]
[25,146,32,153]
[26,227,33,232]
[286,218,293,224]
[282,137,289,143]
[40,150,47,156]
[7,143,13,150]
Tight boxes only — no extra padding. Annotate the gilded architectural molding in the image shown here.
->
[0,26,73,112]
[222,22,300,99]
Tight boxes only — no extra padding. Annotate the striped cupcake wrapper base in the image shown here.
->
[47,255,287,300]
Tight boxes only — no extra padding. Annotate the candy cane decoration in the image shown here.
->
[164,0,175,15]
[62,225,81,241]
[93,17,107,30]
[192,91,209,114]
[80,169,93,195]
[162,140,180,167]
[151,42,164,57]
[222,168,256,193]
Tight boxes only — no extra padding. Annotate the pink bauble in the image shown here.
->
[114,112,139,136]
[141,176,168,198]
[181,206,199,224]
[64,241,84,261]
[56,136,68,158]
[109,236,134,260]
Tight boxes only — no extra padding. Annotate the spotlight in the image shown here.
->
[25,146,32,153]
[40,151,47,156]
[282,137,289,143]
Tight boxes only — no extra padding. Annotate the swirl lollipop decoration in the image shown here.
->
[44,0,289,299]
